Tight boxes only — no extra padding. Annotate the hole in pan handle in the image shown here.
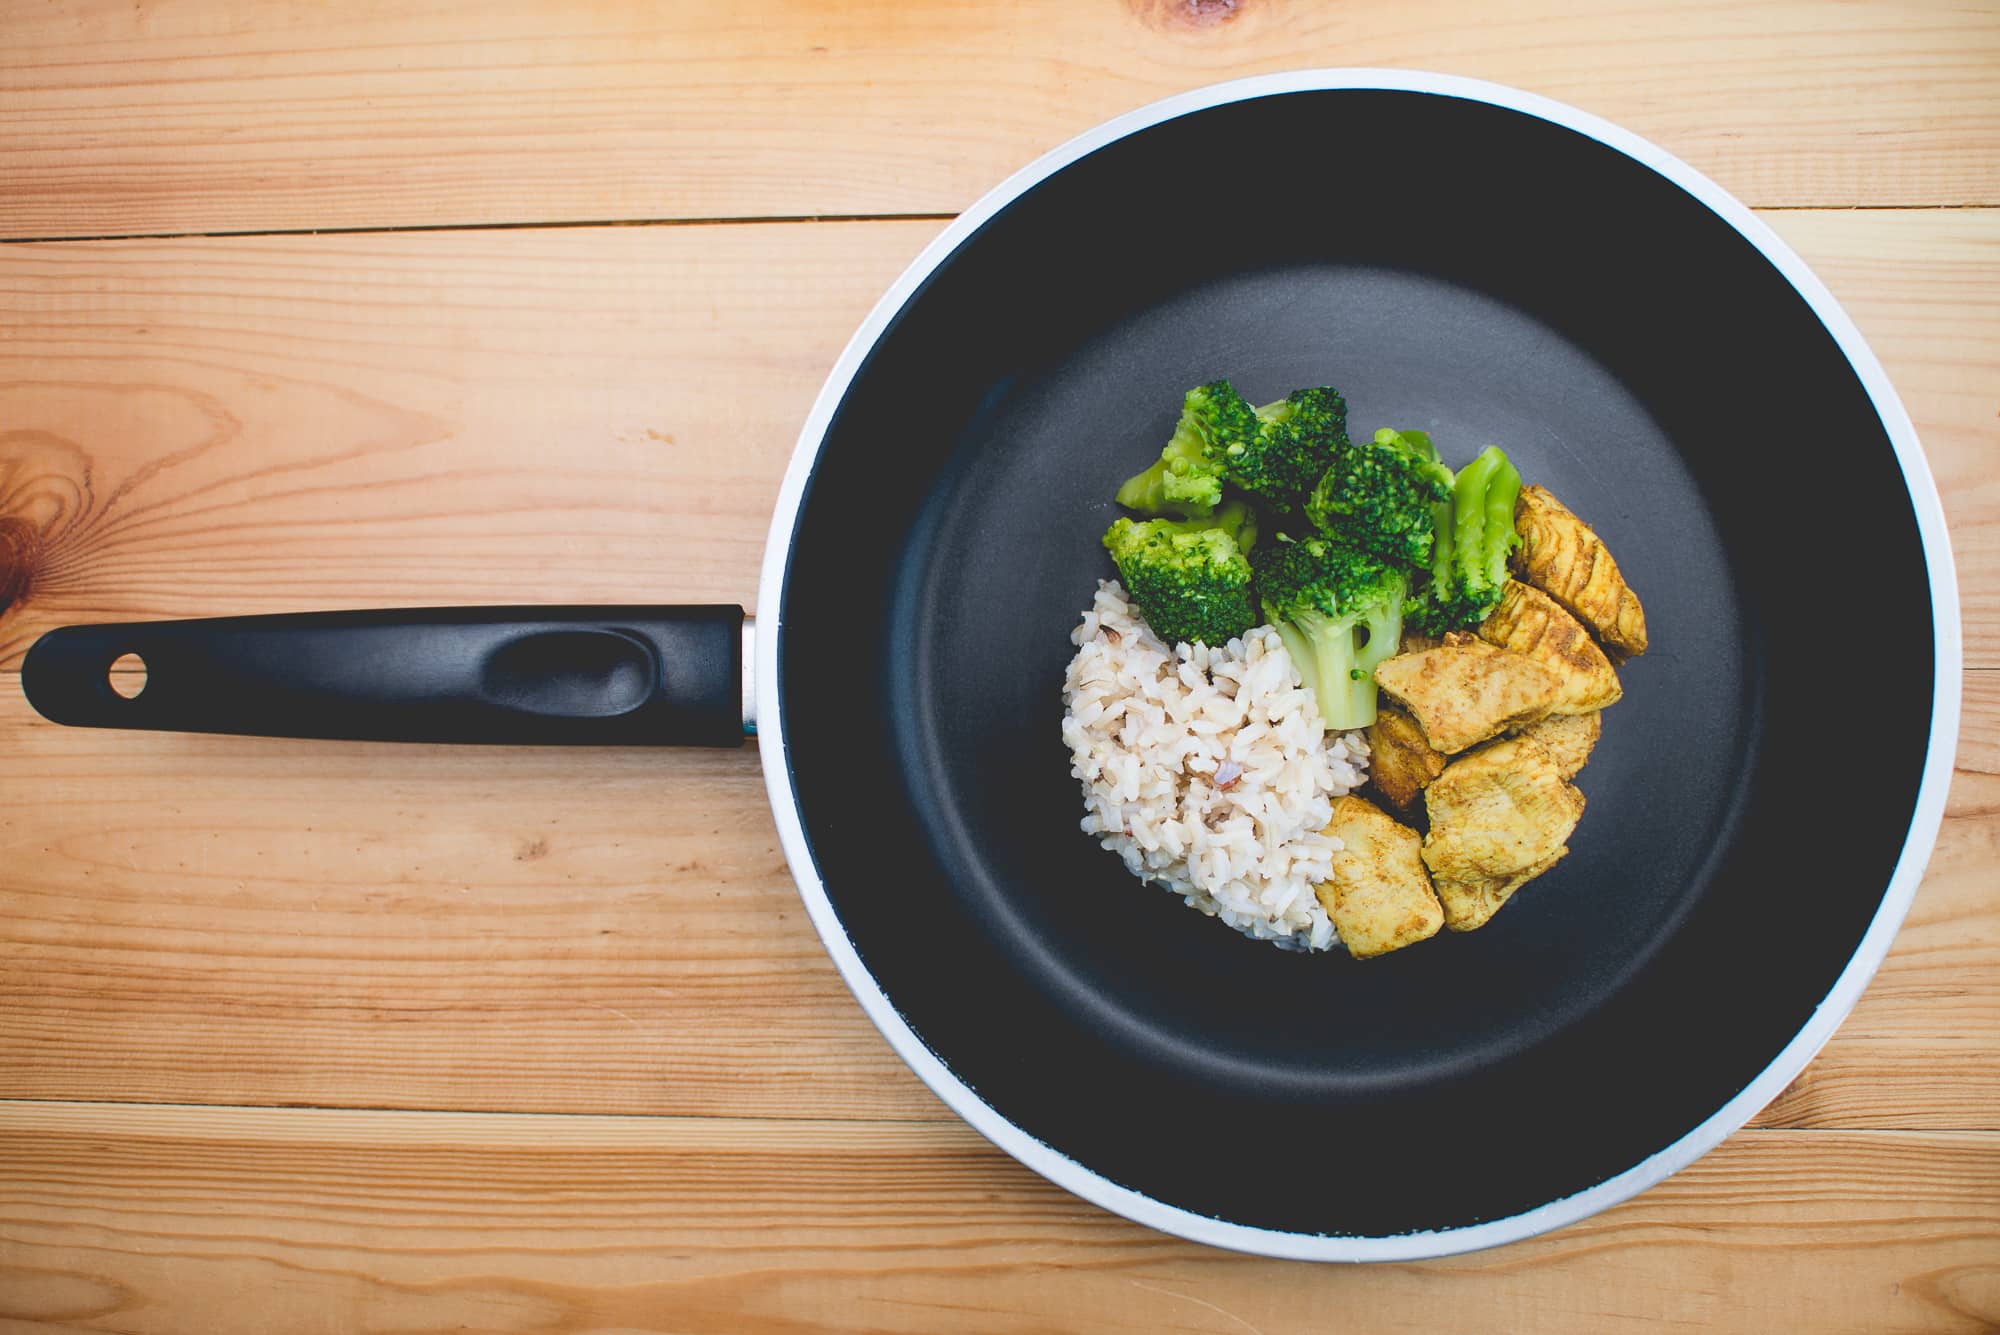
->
[19,606,748,746]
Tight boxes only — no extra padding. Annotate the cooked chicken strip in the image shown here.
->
[1314,796,1445,959]
[1478,580,1622,714]
[1432,850,1569,933]
[1422,736,1584,930]
[1514,710,1601,780]
[1373,633,1564,755]
[1366,703,1447,813]
[1512,485,1648,657]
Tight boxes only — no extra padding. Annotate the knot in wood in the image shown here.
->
[0,514,38,614]
[1128,0,1247,31]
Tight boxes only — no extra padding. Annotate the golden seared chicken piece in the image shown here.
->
[1514,710,1601,780]
[1399,627,1443,655]
[1431,851,1569,935]
[1373,633,1564,755]
[1512,485,1647,658]
[1366,704,1446,813]
[1478,580,1622,714]
[1314,796,1444,959]
[1422,736,1584,931]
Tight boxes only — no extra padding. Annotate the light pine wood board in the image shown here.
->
[0,682,1993,1125]
[1,211,1994,669]
[3,0,1999,239]
[0,219,938,667]
[1,4,1992,1325]
[0,1101,1994,1334]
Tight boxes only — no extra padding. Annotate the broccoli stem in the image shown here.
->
[1475,446,1523,584]
[1451,446,1500,567]
[1115,457,1209,518]
[1208,497,1257,554]
[1136,497,1257,551]
[1358,599,1404,682]
[1427,491,1456,588]
[1449,447,1523,584]
[1115,411,1225,518]
[1272,607,1393,731]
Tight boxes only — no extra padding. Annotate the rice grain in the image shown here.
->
[1061,580,1370,952]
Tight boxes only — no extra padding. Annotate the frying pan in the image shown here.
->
[19,71,1960,1259]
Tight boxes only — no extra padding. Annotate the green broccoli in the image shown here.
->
[1114,380,1260,518]
[1254,532,1407,730]
[1305,427,1455,566]
[1404,444,1524,635]
[1191,495,1258,555]
[1216,386,1350,514]
[1102,515,1258,648]
[1109,495,1258,551]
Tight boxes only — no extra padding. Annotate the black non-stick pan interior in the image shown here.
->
[778,89,1934,1236]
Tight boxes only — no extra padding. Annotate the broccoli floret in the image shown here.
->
[1306,427,1455,566]
[1254,533,1407,730]
[1191,495,1258,555]
[1214,387,1350,514]
[1115,496,1257,551]
[1114,380,1260,518]
[1102,516,1258,648]
[1404,444,1523,635]
[1384,427,1442,466]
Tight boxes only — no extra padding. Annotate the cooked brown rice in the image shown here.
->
[1061,580,1369,951]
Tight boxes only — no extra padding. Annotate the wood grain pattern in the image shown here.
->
[0,1102,1994,1335]
[4,0,1999,239]
[3,2,1994,1323]
[0,690,933,1120]
[0,679,1994,1126]
[2,210,1995,668]
[1760,209,2000,659]
[0,219,940,667]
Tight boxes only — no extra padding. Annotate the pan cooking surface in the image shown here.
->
[777,89,1935,1236]
[907,262,1746,1087]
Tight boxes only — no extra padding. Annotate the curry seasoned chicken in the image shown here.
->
[1514,710,1601,780]
[1366,703,1447,813]
[1422,735,1584,931]
[1314,795,1444,959]
[1512,485,1647,658]
[1431,851,1570,936]
[1373,633,1564,755]
[1478,580,1622,714]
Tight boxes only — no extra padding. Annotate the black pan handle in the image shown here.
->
[20,606,748,746]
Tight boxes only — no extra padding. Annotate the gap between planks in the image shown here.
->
[0,202,1989,250]
[0,213,962,248]
[0,1098,1985,1145]
[0,1100,957,1144]
[0,1096,953,1129]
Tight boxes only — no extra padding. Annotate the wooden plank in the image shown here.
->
[0,680,1993,1125]
[0,1102,1993,1334]
[1761,209,2000,662]
[1750,744,2000,1131]
[0,689,936,1120]
[3,0,1998,239]
[0,219,942,668]
[0,210,1993,669]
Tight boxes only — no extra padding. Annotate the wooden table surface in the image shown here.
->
[2,3,1997,1331]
